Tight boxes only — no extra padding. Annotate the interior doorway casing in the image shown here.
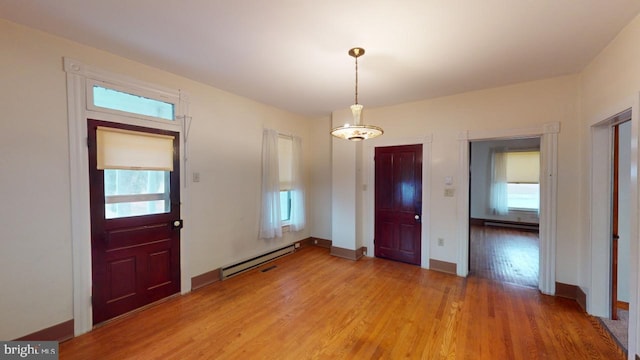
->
[457,122,559,295]
[589,108,635,314]
[589,104,639,358]
[65,58,190,336]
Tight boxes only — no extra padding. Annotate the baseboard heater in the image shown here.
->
[484,221,539,231]
[220,244,296,280]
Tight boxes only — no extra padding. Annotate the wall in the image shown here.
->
[345,76,581,283]
[580,12,640,357]
[0,19,313,340]
[308,116,332,240]
[618,121,631,303]
[470,138,541,224]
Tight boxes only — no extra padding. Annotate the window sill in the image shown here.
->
[508,208,539,213]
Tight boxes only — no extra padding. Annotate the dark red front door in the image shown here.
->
[375,144,422,265]
[88,119,181,324]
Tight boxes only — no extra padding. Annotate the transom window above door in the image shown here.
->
[88,81,176,121]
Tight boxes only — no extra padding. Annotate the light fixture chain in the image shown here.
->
[354,55,359,105]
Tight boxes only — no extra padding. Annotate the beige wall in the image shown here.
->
[5,9,640,349]
[0,19,312,340]
[337,75,581,282]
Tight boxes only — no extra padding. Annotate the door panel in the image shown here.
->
[375,144,422,265]
[89,119,181,324]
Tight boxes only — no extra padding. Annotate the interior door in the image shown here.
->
[375,144,422,265]
[88,119,181,324]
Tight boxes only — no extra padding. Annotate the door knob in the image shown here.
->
[414,214,420,220]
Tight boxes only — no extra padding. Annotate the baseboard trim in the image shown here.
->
[470,218,539,232]
[15,319,74,342]
[618,301,629,310]
[191,268,221,290]
[555,282,587,312]
[330,246,366,260]
[311,237,332,249]
[296,237,315,249]
[576,287,587,311]
[429,259,457,275]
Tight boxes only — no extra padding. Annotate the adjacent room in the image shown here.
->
[3,1,640,358]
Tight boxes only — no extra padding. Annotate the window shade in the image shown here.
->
[278,136,293,190]
[506,151,539,183]
[96,126,175,171]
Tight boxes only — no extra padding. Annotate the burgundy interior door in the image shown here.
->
[375,144,422,265]
[88,119,181,324]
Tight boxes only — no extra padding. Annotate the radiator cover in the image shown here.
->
[220,244,295,280]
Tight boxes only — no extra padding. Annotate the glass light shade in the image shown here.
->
[330,124,384,141]
[330,103,383,141]
[350,104,363,125]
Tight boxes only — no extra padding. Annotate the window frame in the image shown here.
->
[505,149,540,213]
[87,79,179,124]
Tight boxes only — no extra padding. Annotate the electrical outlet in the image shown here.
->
[314,239,318,244]
[294,242,300,249]
[192,172,200,183]
[438,238,445,246]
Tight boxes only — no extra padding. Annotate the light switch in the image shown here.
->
[192,172,200,183]
[445,176,453,185]
[444,188,455,197]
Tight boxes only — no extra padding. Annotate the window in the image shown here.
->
[280,190,291,222]
[96,126,175,219]
[105,170,170,219]
[278,136,293,223]
[506,151,540,211]
[91,84,175,120]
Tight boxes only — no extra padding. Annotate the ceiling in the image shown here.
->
[3,1,640,117]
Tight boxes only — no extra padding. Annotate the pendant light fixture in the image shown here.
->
[331,47,383,141]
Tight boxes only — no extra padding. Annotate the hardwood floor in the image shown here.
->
[60,246,623,359]
[470,225,539,288]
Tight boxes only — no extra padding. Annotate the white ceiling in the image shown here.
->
[2,1,640,117]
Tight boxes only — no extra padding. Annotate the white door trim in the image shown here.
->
[457,122,559,295]
[64,58,190,336]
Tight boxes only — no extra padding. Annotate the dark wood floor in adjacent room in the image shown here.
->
[469,225,539,288]
[60,246,623,359]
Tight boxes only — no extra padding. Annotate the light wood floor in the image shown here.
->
[470,225,539,288]
[61,246,623,359]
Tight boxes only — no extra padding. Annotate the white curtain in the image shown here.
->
[489,148,509,215]
[259,129,282,239]
[290,136,306,231]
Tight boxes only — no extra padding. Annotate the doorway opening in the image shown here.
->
[597,114,632,351]
[469,138,541,288]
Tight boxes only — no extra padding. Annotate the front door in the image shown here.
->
[375,144,422,265]
[88,119,181,324]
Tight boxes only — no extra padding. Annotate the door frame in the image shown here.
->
[457,122,559,295]
[65,58,191,336]
[590,109,634,318]
[364,135,432,268]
